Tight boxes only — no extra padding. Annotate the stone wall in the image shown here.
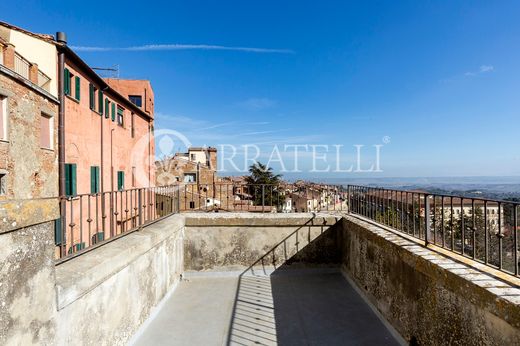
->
[0,214,184,346]
[184,213,342,273]
[0,198,59,345]
[340,216,520,346]
[0,67,59,201]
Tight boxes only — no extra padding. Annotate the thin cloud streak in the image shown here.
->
[70,44,295,54]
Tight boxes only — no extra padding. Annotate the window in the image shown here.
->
[90,166,100,194]
[189,201,195,209]
[64,68,71,96]
[89,84,96,111]
[64,163,77,197]
[105,99,110,119]
[117,171,125,191]
[0,95,7,141]
[40,113,53,149]
[117,106,124,126]
[0,171,6,195]
[132,166,136,187]
[98,90,103,113]
[74,76,80,101]
[111,103,116,122]
[184,173,196,183]
[129,95,142,107]
[190,154,196,161]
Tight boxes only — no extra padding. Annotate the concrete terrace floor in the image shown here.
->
[131,270,402,346]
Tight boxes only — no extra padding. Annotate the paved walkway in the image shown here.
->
[131,270,401,346]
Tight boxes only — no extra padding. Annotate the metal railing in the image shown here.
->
[14,53,29,79]
[55,182,347,261]
[56,185,180,262]
[37,70,51,91]
[176,182,347,213]
[347,185,520,277]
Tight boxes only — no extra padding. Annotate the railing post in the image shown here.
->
[138,189,143,228]
[262,185,265,213]
[424,194,431,246]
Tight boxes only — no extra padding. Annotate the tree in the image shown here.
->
[245,162,282,207]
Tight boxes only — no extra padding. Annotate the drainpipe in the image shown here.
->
[110,127,114,237]
[56,32,66,256]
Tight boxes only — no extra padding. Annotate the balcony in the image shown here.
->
[1,187,520,345]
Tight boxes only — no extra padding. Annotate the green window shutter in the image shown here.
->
[89,84,95,110]
[70,164,77,196]
[74,76,81,101]
[117,171,124,191]
[111,103,116,121]
[64,163,71,196]
[105,99,110,119]
[90,166,100,194]
[54,218,62,245]
[64,68,70,95]
[98,90,103,113]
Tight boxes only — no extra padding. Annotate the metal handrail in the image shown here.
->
[347,185,519,277]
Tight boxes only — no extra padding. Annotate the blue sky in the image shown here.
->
[2,1,520,179]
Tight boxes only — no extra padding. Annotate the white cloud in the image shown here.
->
[236,98,277,111]
[465,65,494,76]
[70,44,294,54]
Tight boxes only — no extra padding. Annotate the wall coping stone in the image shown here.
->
[184,212,341,227]
[0,198,59,234]
[54,214,185,310]
[343,214,520,328]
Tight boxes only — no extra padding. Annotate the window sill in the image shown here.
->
[41,147,54,152]
[65,94,80,104]
[0,139,9,144]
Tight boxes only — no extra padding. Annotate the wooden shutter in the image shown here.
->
[90,166,100,194]
[64,68,70,95]
[105,99,110,119]
[118,171,124,191]
[98,90,103,113]
[111,103,116,121]
[74,76,80,101]
[89,84,95,110]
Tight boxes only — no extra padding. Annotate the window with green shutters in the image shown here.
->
[89,84,96,111]
[90,166,100,194]
[64,163,77,197]
[64,68,71,96]
[117,171,124,191]
[98,90,104,114]
[105,99,110,119]
[117,106,124,126]
[111,103,116,121]
[74,76,80,101]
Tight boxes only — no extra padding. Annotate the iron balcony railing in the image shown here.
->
[347,185,520,277]
[55,183,347,261]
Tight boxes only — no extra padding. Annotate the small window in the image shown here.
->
[184,173,196,183]
[117,170,125,191]
[189,201,195,209]
[117,106,124,126]
[40,113,53,149]
[190,154,196,161]
[0,95,7,141]
[132,166,136,187]
[129,95,142,107]
[0,171,6,195]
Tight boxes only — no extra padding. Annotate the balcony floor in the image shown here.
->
[132,270,401,346]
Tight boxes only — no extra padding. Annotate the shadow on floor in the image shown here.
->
[227,217,400,346]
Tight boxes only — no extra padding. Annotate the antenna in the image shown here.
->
[91,64,120,78]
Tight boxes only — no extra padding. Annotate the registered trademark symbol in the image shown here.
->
[382,136,391,144]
